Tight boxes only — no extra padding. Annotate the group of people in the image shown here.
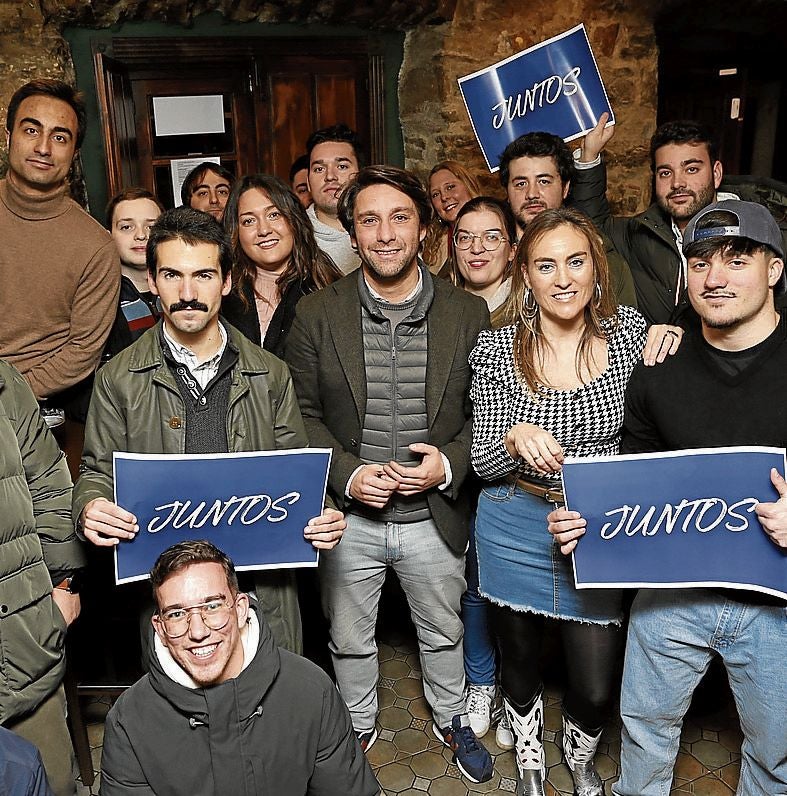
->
[0,74,784,796]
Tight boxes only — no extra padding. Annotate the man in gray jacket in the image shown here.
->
[286,165,493,783]
[73,207,344,653]
[99,540,379,795]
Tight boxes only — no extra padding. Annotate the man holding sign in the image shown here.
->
[73,207,344,654]
[549,200,787,794]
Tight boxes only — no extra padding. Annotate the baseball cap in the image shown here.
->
[683,199,786,259]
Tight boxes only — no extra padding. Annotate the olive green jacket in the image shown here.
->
[73,323,308,652]
[0,361,84,723]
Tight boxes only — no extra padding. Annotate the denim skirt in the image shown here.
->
[475,482,622,625]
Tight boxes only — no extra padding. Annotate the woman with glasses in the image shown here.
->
[221,174,341,358]
[423,160,481,274]
[449,197,517,748]
[469,207,680,796]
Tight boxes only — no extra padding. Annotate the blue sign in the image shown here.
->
[113,449,332,584]
[458,24,614,172]
[562,447,787,600]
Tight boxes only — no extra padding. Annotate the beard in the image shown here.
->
[658,181,716,222]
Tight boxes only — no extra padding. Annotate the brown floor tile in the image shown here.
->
[674,750,711,781]
[378,643,396,662]
[380,658,412,679]
[394,727,431,755]
[689,773,734,794]
[689,739,733,769]
[715,760,741,789]
[394,676,424,699]
[376,761,416,793]
[367,738,398,767]
[409,696,432,720]
[427,774,465,795]
[380,705,414,731]
[409,750,448,779]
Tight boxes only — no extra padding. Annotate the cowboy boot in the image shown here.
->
[503,689,545,796]
[562,711,604,796]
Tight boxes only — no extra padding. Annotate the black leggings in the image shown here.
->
[489,603,621,730]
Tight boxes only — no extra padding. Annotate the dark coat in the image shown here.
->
[0,362,84,724]
[221,278,313,360]
[571,160,683,325]
[99,607,378,795]
[285,267,490,554]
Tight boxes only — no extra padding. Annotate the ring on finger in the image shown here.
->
[665,330,679,340]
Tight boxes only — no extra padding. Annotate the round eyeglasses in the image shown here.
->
[157,597,234,638]
[453,231,508,252]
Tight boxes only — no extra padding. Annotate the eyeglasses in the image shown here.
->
[453,231,508,252]
[157,597,234,638]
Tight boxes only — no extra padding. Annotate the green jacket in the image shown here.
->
[73,323,308,652]
[0,361,84,723]
[571,159,682,324]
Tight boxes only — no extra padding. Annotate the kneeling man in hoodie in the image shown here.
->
[98,540,379,796]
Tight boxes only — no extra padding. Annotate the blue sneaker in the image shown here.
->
[433,715,493,783]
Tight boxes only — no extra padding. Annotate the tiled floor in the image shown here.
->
[76,630,743,795]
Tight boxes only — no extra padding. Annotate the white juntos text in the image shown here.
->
[147,492,302,533]
[491,67,581,130]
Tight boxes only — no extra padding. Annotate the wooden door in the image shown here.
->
[94,54,140,198]
[93,37,386,207]
[129,70,256,207]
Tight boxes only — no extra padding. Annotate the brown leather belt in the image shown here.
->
[503,473,565,504]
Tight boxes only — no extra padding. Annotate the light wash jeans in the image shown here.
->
[320,513,467,731]
[614,589,787,796]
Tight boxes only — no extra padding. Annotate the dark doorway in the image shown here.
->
[656,1,787,181]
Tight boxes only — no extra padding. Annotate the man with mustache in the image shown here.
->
[549,199,787,794]
[498,131,637,307]
[74,207,345,654]
[573,118,734,324]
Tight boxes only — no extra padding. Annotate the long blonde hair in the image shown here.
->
[422,160,481,269]
[507,207,618,395]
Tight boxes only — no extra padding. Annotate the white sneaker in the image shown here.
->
[495,708,515,750]
[465,684,496,737]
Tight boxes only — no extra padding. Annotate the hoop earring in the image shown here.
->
[524,287,539,320]
[593,282,602,309]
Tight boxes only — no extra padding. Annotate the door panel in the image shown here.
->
[94,38,384,204]
[93,54,139,197]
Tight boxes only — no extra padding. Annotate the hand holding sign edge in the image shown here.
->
[547,506,586,555]
[754,468,787,548]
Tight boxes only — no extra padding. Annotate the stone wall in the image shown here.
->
[0,0,659,212]
[400,0,659,213]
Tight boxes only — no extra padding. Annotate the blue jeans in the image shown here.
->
[614,590,787,796]
[462,514,496,686]
[320,513,467,731]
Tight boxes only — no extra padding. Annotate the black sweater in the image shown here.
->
[622,312,787,606]
[622,313,787,454]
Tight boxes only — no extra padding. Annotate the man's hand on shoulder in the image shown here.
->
[304,508,346,550]
[81,498,138,547]
[382,443,446,496]
[755,468,787,548]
